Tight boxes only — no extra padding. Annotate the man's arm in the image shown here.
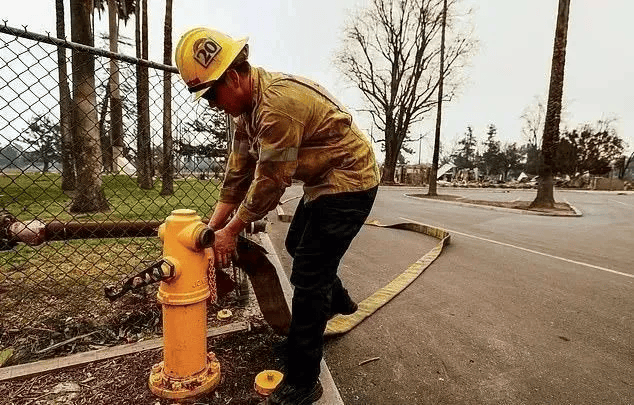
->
[211,117,256,268]
[208,201,239,231]
[232,111,302,224]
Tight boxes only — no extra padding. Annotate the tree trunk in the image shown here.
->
[56,0,76,191]
[428,0,447,197]
[98,84,111,169]
[107,0,124,174]
[381,119,398,184]
[136,0,153,189]
[69,0,109,213]
[531,0,570,208]
[160,0,174,195]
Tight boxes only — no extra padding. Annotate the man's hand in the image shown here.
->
[208,202,248,268]
[213,227,237,269]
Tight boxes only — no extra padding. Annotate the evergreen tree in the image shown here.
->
[480,124,502,176]
[499,143,523,180]
[452,126,477,169]
[20,114,61,173]
[556,121,624,175]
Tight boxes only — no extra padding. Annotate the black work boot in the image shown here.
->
[262,379,323,405]
[272,337,289,372]
[328,289,358,319]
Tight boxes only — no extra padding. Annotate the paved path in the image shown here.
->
[266,186,633,404]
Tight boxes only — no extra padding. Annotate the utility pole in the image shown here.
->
[418,136,422,165]
[427,0,447,196]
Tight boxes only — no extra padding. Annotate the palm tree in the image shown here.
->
[160,0,174,195]
[69,0,109,213]
[94,0,134,172]
[55,0,75,191]
[106,0,121,173]
[531,0,570,208]
[136,0,153,189]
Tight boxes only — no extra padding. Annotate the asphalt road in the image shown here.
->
[266,185,633,405]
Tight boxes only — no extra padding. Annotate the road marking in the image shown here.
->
[608,199,633,207]
[400,217,633,279]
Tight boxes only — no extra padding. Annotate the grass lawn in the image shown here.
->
[0,171,223,329]
[0,172,222,222]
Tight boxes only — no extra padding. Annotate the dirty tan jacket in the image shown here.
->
[219,66,380,223]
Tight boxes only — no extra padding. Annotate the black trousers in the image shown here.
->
[284,186,377,385]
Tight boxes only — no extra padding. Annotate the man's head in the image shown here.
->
[175,28,253,116]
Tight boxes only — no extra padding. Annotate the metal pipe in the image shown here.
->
[1,215,266,249]
[0,22,179,73]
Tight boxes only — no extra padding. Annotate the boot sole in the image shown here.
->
[298,382,323,405]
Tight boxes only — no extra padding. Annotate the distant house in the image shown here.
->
[624,159,634,181]
[394,164,431,185]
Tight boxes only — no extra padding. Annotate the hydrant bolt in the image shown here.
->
[160,260,175,278]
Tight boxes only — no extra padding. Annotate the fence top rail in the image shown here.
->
[0,22,179,74]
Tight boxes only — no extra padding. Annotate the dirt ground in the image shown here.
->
[408,193,578,215]
[0,320,286,405]
[0,267,286,405]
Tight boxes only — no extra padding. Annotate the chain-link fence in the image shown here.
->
[0,23,239,365]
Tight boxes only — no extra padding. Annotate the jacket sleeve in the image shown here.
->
[219,119,256,205]
[235,110,303,224]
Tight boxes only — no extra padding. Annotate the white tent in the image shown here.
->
[436,163,454,179]
[116,156,136,175]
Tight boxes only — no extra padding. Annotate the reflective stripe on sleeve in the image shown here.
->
[232,139,250,155]
[259,147,299,162]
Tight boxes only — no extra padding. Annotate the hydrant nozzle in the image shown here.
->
[149,209,221,399]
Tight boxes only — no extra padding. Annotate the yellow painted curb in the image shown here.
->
[324,220,450,337]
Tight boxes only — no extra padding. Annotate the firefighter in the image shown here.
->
[175,27,380,404]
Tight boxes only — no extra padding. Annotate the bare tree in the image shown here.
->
[520,96,546,149]
[427,0,447,196]
[55,0,76,191]
[160,0,174,195]
[69,0,109,213]
[531,0,570,208]
[337,0,473,183]
[136,0,152,189]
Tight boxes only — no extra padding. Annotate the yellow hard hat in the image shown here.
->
[175,27,248,100]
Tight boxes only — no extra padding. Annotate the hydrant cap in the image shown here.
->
[172,208,197,216]
[254,370,284,396]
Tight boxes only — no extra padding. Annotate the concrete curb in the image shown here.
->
[0,322,250,381]
[404,194,583,217]
[381,184,634,197]
[259,232,345,405]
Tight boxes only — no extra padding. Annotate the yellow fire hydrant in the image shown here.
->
[149,209,221,399]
